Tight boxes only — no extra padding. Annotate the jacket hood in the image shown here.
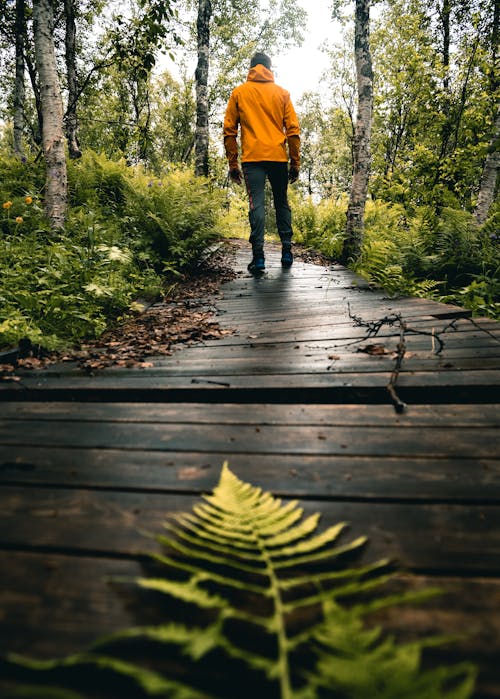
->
[247,64,275,83]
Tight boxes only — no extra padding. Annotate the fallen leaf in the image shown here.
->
[359,343,390,355]
[178,467,209,481]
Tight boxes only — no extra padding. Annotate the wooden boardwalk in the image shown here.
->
[1,239,499,697]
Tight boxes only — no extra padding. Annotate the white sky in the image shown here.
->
[272,2,338,104]
[158,2,341,105]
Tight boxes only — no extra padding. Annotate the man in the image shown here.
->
[223,51,300,275]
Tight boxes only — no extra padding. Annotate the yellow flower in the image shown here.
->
[15,216,23,224]
[2,201,13,209]
[25,196,33,205]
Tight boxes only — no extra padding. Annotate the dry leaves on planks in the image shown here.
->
[2,249,237,374]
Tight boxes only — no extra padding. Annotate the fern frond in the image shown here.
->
[89,620,221,659]
[280,558,392,591]
[273,535,368,569]
[306,601,476,699]
[155,533,269,576]
[2,463,476,699]
[7,652,215,698]
[135,577,226,609]
[150,551,269,594]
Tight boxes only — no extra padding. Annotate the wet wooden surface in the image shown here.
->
[1,240,499,696]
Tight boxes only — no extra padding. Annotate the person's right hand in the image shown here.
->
[229,167,243,185]
[288,166,299,184]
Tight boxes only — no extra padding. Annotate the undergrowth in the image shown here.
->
[0,151,222,350]
[290,196,499,318]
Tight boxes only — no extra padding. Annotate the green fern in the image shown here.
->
[2,464,476,698]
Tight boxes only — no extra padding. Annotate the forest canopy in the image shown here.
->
[0,0,498,351]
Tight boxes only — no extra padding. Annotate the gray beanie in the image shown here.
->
[250,52,272,70]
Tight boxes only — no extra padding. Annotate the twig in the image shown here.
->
[465,316,500,343]
[191,378,231,387]
[386,315,407,414]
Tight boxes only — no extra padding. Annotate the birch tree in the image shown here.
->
[341,0,373,264]
[13,0,26,157]
[33,0,67,228]
[64,0,82,158]
[474,0,499,225]
[195,0,211,177]
[475,107,500,225]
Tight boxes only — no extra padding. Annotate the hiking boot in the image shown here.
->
[281,248,293,268]
[247,255,265,275]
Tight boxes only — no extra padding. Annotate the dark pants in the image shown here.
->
[242,161,292,256]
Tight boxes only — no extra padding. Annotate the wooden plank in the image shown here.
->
[11,334,499,381]
[15,357,500,383]
[2,401,499,427]
[5,369,499,392]
[0,552,142,658]
[0,486,499,572]
[76,355,499,376]
[214,290,467,309]
[198,321,500,347]
[1,446,499,501]
[213,304,470,326]
[19,331,499,375]
[1,418,498,458]
[153,342,500,361]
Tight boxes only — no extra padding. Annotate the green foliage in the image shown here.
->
[0,154,45,202]
[355,202,500,310]
[353,201,442,298]
[218,189,249,240]
[370,0,498,213]
[123,167,223,273]
[292,195,346,259]
[0,219,154,350]
[290,194,498,317]
[3,465,476,699]
[0,150,222,350]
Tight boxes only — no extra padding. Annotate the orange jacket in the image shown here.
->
[223,64,300,169]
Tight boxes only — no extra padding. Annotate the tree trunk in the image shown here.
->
[441,0,451,90]
[13,0,26,158]
[195,0,211,177]
[24,52,43,145]
[341,0,373,264]
[475,106,500,225]
[474,0,499,225]
[33,0,68,228]
[434,0,452,179]
[64,0,82,159]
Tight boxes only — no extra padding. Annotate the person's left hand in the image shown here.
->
[229,167,243,185]
[288,166,299,184]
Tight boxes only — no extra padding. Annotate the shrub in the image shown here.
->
[292,194,346,259]
[0,152,224,350]
[123,167,223,273]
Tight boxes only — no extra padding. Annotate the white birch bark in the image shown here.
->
[195,0,211,177]
[33,0,67,228]
[475,106,500,225]
[342,0,373,264]
[13,0,26,158]
[64,0,82,159]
